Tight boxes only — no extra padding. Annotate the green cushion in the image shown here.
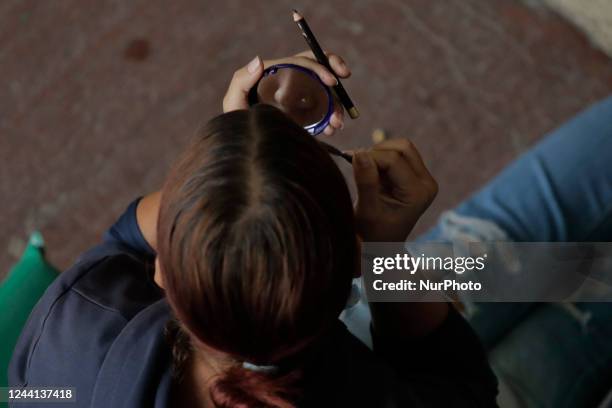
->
[0,232,58,394]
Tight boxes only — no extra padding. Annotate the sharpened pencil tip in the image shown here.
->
[292,9,303,22]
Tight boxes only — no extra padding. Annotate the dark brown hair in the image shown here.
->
[157,105,357,407]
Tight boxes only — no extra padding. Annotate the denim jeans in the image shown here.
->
[419,96,612,408]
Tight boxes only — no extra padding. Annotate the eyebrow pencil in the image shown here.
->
[292,9,360,120]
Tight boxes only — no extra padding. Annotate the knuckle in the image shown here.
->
[398,138,414,151]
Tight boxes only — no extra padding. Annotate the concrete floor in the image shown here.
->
[2,0,612,277]
[543,0,612,57]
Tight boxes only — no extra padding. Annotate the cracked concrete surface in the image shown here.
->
[2,0,612,277]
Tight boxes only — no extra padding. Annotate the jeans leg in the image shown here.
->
[437,95,612,243]
[490,303,612,408]
[417,96,612,347]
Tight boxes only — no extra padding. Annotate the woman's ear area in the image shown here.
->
[154,257,165,289]
[136,191,161,251]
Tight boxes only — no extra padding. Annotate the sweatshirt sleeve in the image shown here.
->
[103,197,156,258]
[372,306,499,407]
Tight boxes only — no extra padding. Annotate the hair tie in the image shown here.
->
[241,361,278,374]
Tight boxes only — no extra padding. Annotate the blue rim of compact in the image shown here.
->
[247,63,334,136]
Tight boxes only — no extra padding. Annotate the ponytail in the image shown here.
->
[209,364,302,408]
[166,320,303,408]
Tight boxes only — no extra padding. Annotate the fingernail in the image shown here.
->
[247,56,261,74]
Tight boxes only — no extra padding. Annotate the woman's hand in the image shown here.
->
[356,140,446,340]
[353,139,438,242]
[222,51,351,136]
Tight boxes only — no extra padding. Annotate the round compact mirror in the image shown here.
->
[248,63,334,136]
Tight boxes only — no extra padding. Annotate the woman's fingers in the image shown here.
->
[222,55,263,112]
[293,50,352,78]
[372,139,436,185]
[322,108,345,136]
[353,141,438,242]
[223,51,351,113]
[353,151,380,214]
[327,53,351,78]
[224,51,351,136]
[370,140,438,205]
[368,150,422,201]
[329,110,344,129]
[324,105,345,136]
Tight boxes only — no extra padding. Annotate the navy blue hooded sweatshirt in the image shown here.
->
[9,198,498,407]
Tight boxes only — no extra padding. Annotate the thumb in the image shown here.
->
[222,55,263,112]
[353,151,379,213]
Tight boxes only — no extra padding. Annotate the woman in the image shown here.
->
[9,52,497,407]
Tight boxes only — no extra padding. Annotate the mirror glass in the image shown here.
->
[249,64,333,135]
